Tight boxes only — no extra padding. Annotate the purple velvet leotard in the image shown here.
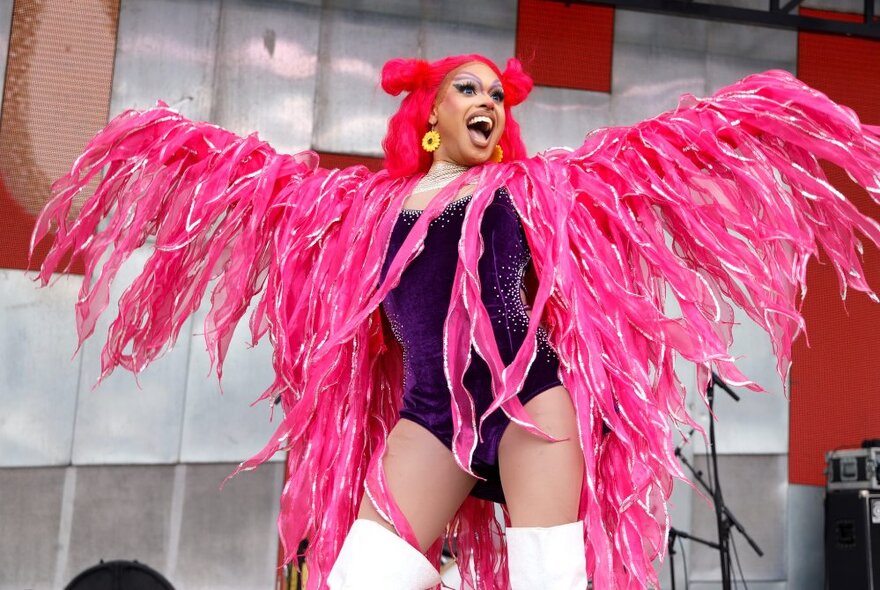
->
[379,188,562,503]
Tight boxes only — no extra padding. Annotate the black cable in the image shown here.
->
[730,533,749,590]
[678,534,689,590]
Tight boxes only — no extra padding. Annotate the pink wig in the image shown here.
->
[380,55,534,178]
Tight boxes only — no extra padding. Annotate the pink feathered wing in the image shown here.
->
[30,103,415,587]
[34,70,880,589]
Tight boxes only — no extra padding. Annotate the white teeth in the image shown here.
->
[467,115,493,131]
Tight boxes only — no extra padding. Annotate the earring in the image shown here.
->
[491,144,504,163]
[421,127,441,152]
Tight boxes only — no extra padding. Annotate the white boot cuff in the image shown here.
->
[506,520,588,590]
[327,519,441,590]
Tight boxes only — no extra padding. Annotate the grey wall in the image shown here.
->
[0,0,840,588]
[0,463,283,589]
[0,0,9,102]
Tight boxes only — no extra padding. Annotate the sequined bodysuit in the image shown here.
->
[379,189,562,502]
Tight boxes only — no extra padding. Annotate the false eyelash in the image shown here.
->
[453,81,505,102]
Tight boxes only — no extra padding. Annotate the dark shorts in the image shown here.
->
[399,343,562,504]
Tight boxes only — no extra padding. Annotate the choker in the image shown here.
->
[412,162,470,194]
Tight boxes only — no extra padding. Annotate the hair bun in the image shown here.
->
[500,58,533,107]
[381,58,431,96]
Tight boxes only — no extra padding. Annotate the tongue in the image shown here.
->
[468,127,487,146]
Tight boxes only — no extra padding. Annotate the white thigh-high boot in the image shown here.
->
[505,521,588,590]
[327,519,441,590]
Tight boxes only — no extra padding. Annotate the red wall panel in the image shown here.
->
[516,0,614,92]
[790,8,880,486]
[315,151,384,173]
[0,0,119,272]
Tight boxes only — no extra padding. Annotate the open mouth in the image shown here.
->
[466,115,494,145]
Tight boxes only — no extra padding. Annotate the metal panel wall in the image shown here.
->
[312,7,420,156]
[422,1,515,64]
[211,0,321,155]
[108,0,221,120]
[0,467,66,589]
[688,455,788,583]
[171,463,282,589]
[0,0,11,107]
[179,306,278,463]
[517,86,610,155]
[63,465,176,582]
[179,0,324,463]
[706,19,797,64]
[787,484,825,590]
[683,304,790,456]
[611,42,707,126]
[0,463,282,590]
[0,271,82,466]
[615,9,708,53]
[72,250,193,464]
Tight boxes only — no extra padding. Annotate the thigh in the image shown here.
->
[498,385,584,527]
[357,418,477,552]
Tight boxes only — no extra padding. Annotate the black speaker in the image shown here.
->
[65,560,175,590]
[825,490,880,590]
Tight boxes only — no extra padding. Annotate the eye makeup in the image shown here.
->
[452,73,505,102]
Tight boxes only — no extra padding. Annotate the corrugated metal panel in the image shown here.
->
[179,305,279,463]
[688,454,787,582]
[172,463,282,589]
[0,467,67,589]
[516,86,610,154]
[611,42,707,127]
[0,0,11,107]
[72,249,191,465]
[211,0,321,155]
[108,0,221,120]
[62,465,176,583]
[0,270,81,466]
[787,484,825,590]
[311,8,419,155]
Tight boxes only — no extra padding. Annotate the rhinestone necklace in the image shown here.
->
[412,161,470,194]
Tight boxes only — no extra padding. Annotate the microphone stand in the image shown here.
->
[668,374,764,589]
[679,373,764,590]
[668,421,723,590]
[667,527,721,590]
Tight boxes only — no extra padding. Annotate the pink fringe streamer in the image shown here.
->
[33,70,880,588]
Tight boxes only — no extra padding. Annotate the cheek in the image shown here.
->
[438,107,458,128]
[495,118,507,142]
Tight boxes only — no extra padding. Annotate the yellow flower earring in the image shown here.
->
[422,127,441,152]
[491,144,504,163]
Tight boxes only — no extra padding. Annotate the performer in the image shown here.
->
[32,53,880,590]
[337,57,585,589]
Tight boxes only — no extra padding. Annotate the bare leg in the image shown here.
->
[498,385,584,526]
[499,386,588,589]
[357,418,477,552]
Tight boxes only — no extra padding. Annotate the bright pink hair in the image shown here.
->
[380,55,534,178]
